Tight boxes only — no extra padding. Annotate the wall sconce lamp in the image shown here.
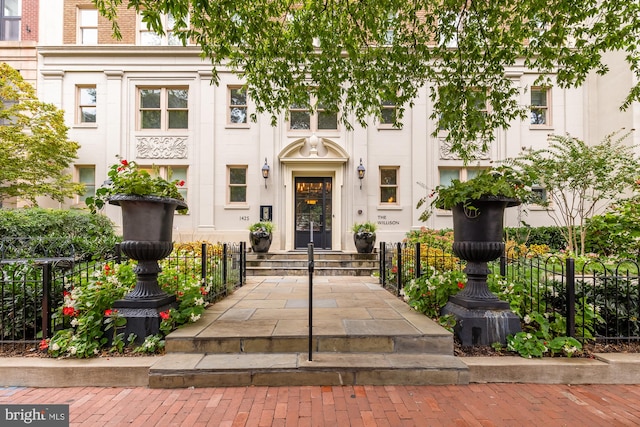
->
[357,158,366,189]
[261,158,270,188]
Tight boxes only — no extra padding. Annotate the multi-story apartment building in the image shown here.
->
[14,1,640,249]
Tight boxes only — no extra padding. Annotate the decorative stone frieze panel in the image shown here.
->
[439,137,490,160]
[136,136,188,159]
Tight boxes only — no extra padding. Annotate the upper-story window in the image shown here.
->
[289,96,338,131]
[77,85,97,124]
[139,13,185,46]
[78,8,97,45]
[228,86,248,125]
[379,100,399,128]
[1,0,21,41]
[530,87,550,126]
[139,87,188,130]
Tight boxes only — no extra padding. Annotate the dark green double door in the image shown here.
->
[294,177,332,249]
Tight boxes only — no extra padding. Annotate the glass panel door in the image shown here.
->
[294,177,332,249]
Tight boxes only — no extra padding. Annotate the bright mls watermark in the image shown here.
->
[0,404,69,426]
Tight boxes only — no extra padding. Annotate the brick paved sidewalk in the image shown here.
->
[2,384,640,426]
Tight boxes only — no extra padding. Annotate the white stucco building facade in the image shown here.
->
[6,0,636,250]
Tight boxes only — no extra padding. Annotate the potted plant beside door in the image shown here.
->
[352,221,377,253]
[249,221,274,253]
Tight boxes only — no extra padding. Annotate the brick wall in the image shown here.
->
[21,0,38,41]
[63,0,136,44]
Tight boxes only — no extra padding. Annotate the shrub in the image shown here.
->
[0,208,119,260]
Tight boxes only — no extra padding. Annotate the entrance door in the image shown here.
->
[295,177,332,249]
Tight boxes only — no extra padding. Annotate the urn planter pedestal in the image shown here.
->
[109,195,187,344]
[441,198,521,346]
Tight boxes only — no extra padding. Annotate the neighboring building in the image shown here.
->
[0,0,39,85]
[30,1,640,249]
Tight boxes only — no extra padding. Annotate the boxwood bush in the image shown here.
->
[0,208,120,260]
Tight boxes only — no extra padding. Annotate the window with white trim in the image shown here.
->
[228,166,247,204]
[228,86,248,125]
[77,166,95,203]
[380,167,399,204]
[0,0,20,41]
[138,165,188,201]
[379,100,398,127]
[139,13,186,46]
[139,87,188,130]
[289,95,338,131]
[530,87,550,126]
[77,85,97,124]
[78,8,97,45]
[439,167,485,188]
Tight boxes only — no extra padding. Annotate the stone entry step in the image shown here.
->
[153,277,462,387]
[149,353,469,387]
[246,252,378,276]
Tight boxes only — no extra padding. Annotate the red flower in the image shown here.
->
[200,286,209,295]
[104,309,117,316]
[62,307,76,316]
[39,339,49,351]
[121,159,128,166]
[178,180,185,187]
[391,266,398,274]
[63,291,70,297]
[457,282,465,289]
[159,310,171,320]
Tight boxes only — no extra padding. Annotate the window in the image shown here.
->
[380,100,398,127]
[139,165,188,201]
[530,87,550,126]
[531,186,547,204]
[380,167,399,204]
[439,167,484,187]
[289,95,338,131]
[77,86,97,124]
[78,8,97,45]
[228,166,247,203]
[77,166,95,203]
[1,0,20,41]
[139,87,188,130]
[228,86,248,125]
[139,13,184,46]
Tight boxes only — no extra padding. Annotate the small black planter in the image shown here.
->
[354,231,376,254]
[109,194,187,343]
[250,231,272,253]
[441,197,521,346]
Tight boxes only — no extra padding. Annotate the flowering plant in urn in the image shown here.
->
[86,158,187,213]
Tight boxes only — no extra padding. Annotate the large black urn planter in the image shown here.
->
[353,231,376,254]
[441,197,522,346]
[109,194,187,344]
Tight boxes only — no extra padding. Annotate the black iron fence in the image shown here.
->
[381,241,640,343]
[0,241,246,346]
